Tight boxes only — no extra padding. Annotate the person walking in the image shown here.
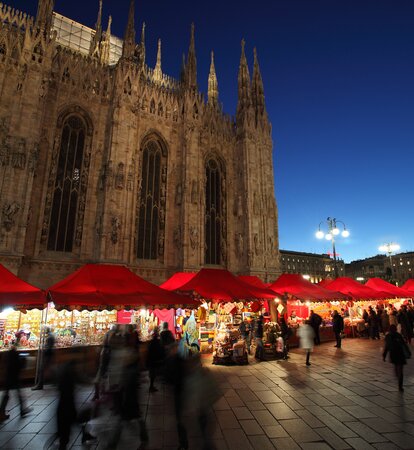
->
[32,326,56,390]
[332,310,344,348]
[398,305,413,344]
[280,318,291,360]
[0,339,31,421]
[309,310,322,345]
[297,321,315,366]
[383,324,411,392]
[147,328,165,392]
[254,315,264,361]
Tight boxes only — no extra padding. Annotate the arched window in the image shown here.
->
[137,139,167,260]
[205,157,226,265]
[47,115,87,252]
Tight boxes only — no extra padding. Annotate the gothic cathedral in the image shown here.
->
[0,0,280,287]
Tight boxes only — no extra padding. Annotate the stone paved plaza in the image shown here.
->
[1,338,414,449]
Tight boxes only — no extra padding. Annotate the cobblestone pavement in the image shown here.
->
[1,338,414,449]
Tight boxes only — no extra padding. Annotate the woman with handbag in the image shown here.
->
[383,324,411,392]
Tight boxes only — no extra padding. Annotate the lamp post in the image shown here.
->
[379,243,400,282]
[316,217,349,278]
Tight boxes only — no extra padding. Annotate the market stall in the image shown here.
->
[269,273,349,345]
[401,279,414,294]
[47,264,197,345]
[176,268,277,365]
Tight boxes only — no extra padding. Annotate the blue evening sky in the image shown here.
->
[7,0,414,262]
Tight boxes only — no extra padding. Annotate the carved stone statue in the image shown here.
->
[254,233,260,256]
[189,226,199,250]
[115,162,125,190]
[191,180,199,204]
[0,135,11,166]
[235,233,244,257]
[158,230,165,256]
[173,226,181,249]
[175,183,182,205]
[111,216,121,244]
[28,142,40,173]
[2,202,20,232]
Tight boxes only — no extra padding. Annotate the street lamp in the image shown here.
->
[379,243,400,282]
[316,217,349,278]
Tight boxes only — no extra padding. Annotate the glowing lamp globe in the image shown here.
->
[325,233,332,241]
[332,227,340,236]
[341,230,350,238]
[315,230,324,239]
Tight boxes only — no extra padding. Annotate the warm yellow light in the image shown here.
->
[303,274,310,280]
[332,228,340,236]
[316,230,324,239]
[341,230,350,238]
[325,233,332,241]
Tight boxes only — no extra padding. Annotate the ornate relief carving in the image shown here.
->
[0,135,11,167]
[28,142,40,173]
[254,233,260,256]
[234,194,243,217]
[2,201,20,232]
[126,160,135,191]
[158,230,165,256]
[253,191,260,215]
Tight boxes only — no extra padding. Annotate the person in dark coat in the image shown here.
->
[0,340,31,421]
[254,315,264,361]
[309,310,323,345]
[368,307,379,340]
[332,310,344,348]
[279,318,291,360]
[383,324,411,392]
[32,326,56,390]
[160,322,175,348]
[398,306,413,344]
[147,328,165,392]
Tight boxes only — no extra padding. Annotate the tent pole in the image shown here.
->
[34,300,50,386]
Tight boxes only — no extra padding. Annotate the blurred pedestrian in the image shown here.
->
[32,326,55,390]
[0,338,31,421]
[383,324,411,392]
[160,322,175,349]
[93,325,115,400]
[297,320,315,366]
[147,327,164,392]
[381,309,390,335]
[254,315,264,361]
[279,318,291,360]
[398,305,413,344]
[333,310,344,348]
[309,310,322,345]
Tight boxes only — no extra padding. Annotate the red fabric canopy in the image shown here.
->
[159,272,196,291]
[318,279,334,288]
[0,264,45,309]
[47,264,198,308]
[365,278,413,298]
[324,277,389,300]
[238,275,271,290]
[177,268,277,302]
[269,273,348,301]
[402,279,414,293]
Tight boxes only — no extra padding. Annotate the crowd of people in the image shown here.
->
[0,322,219,450]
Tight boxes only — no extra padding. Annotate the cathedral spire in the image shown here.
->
[185,23,197,90]
[35,0,54,34]
[208,51,219,105]
[89,0,103,57]
[122,0,136,59]
[153,38,162,82]
[236,39,251,120]
[180,53,187,83]
[251,47,266,120]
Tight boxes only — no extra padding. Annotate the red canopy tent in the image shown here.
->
[0,264,45,310]
[177,268,277,302]
[324,277,389,300]
[238,275,273,290]
[402,279,414,293]
[269,273,348,301]
[365,278,413,298]
[159,272,196,291]
[47,264,198,309]
[318,279,334,288]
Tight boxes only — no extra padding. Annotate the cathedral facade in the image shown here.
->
[0,0,280,287]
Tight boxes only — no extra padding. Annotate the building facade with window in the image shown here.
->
[279,250,345,283]
[0,1,280,286]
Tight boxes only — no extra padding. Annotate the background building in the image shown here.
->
[346,252,414,286]
[0,0,280,286]
[279,249,345,283]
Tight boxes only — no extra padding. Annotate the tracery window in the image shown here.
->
[205,157,226,265]
[46,115,87,252]
[137,139,167,260]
